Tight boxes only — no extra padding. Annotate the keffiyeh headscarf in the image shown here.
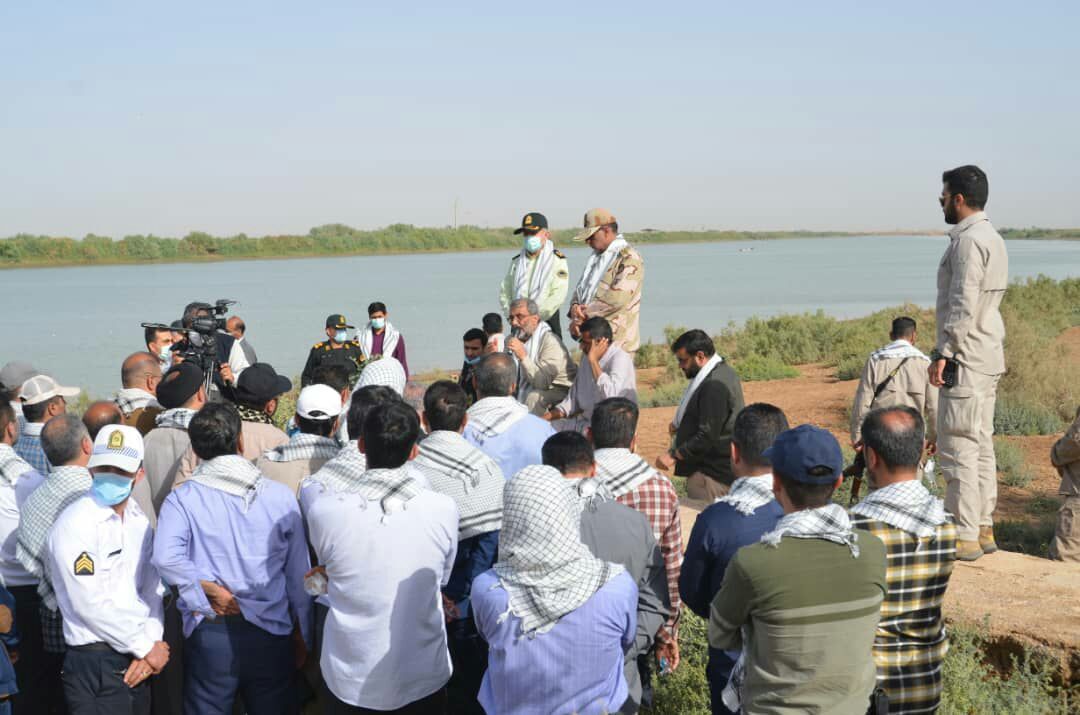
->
[761,502,861,557]
[594,448,655,499]
[262,433,340,464]
[0,443,34,487]
[236,403,274,425]
[415,430,504,539]
[189,455,263,510]
[306,441,367,494]
[850,479,948,539]
[517,321,552,402]
[572,235,628,306]
[717,474,776,515]
[492,465,624,636]
[355,357,406,396]
[154,408,196,431]
[114,388,160,416]
[467,396,528,442]
[513,239,557,304]
[870,339,930,363]
[358,322,402,361]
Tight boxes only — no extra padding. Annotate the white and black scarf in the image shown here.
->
[307,441,367,494]
[0,443,33,487]
[594,448,655,499]
[513,239,557,304]
[358,321,401,360]
[467,396,529,442]
[415,430,504,539]
[717,474,775,515]
[262,433,340,464]
[492,465,623,636]
[154,408,196,431]
[517,321,552,401]
[189,455,263,511]
[850,479,947,539]
[572,235,628,306]
[870,339,930,363]
[673,354,723,429]
[114,388,160,417]
[760,503,860,558]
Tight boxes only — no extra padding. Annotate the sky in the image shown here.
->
[1,1,1077,237]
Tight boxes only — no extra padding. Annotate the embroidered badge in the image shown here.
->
[107,430,124,450]
[74,552,95,576]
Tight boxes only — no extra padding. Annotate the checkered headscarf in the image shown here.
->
[189,455,263,510]
[760,502,860,557]
[0,443,33,487]
[414,430,504,539]
[594,448,655,499]
[356,357,406,396]
[850,479,947,539]
[717,474,776,515]
[493,465,623,636]
[467,396,528,441]
[154,408,196,431]
[306,440,367,494]
[262,433,340,463]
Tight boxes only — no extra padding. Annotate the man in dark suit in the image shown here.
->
[655,329,745,501]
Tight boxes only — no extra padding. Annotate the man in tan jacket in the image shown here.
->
[568,208,644,356]
[1049,407,1080,562]
[506,298,576,416]
[929,165,1008,561]
[256,383,341,495]
[851,317,938,448]
[116,352,163,435]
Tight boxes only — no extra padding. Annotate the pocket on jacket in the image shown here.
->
[939,386,977,438]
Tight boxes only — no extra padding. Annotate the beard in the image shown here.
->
[683,363,701,379]
[943,201,959,225]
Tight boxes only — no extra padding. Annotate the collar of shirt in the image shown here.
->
[8,401,21,416]
[87,490,146,524]
[948,210,988,240]
[21,422,43,437]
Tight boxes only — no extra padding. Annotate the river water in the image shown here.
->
[3,235,1078,397]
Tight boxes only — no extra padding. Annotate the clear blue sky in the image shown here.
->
[1,1,1077,236]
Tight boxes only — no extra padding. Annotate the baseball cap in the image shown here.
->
[762,425,844,485]
[234,363,293,406]
[296,384,343,421]
[156,362,204,409]
[19,375,81,405]
[325,314,355,330]
[0,361,41,391]
[573,208,618,241]
[513,212,548,235]
[88,424,145,473]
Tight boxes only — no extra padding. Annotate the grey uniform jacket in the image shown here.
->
[580,499,671,710]
[519,331,577,415]
[850,354,939,444]
[935,212,1009,376]
[142,426,193,515]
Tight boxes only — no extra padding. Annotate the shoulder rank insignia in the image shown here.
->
[74,551,94,576]
[554,249,566,259]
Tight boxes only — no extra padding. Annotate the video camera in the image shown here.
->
[142,299,237,393]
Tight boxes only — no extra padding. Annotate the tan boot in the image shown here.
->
[956,540,984,562]
[979,526,998,554]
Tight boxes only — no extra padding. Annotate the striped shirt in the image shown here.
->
[850,516,956,714]
[13,423,50,474]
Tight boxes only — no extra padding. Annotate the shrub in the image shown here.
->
[639,381,686,409]
[648,611,711,715]
[994,519,1057,558]
[994,438,1033,488]
[733,354,799,382]
[994,396,1066,436]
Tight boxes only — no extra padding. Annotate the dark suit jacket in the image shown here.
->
[673,361,745,484]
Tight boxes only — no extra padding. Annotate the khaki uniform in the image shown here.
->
[935,211,1008,541]
[1049,408,1080,561]
[572,245,644,354]
[850,348,938,444]
[499,249,570,322]
[255,454,334,497]
[518,330,577,416]
[125,406,162,436]
[173,421,288,488]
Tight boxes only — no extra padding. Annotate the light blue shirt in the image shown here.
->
[14,423,50,474]
[152,480,313,646]
[463,415,555,480]
[472,569,637,715]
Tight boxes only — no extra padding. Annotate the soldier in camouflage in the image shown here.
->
[567,208,644,356]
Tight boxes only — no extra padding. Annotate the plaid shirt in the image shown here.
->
[850,515,956,714]
[14,429,50,474]
[615,474,682,641]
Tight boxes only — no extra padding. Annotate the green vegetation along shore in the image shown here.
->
[1,223,1077,269]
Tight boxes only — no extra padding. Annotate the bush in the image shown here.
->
[994,438,1034,488]
[994,396,1066,436]
[647,611,711,715]
[994,519,1057,558]
[639,381,686,409]
[733,354,799,382]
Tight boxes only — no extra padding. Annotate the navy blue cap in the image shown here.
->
[762,425,844,485]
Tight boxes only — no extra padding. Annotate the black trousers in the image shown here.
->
[545,312,563,340]
[445,618,486,715]
[150,593,183,715]
[9,584,66,715]
[323,685,446,715]
[62,645,150,715]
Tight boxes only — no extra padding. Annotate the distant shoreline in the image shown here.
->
[1,225,1076,271]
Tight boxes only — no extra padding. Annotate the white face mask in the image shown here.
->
[524,235,542,254]
[158,347,173,369]
[334,330,348,343]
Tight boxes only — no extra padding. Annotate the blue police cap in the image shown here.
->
[762,424,844,485]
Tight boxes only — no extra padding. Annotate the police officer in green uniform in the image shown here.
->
[301,314,366,387]
[499,212,570,338]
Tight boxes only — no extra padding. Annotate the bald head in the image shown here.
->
[122,352,162,390]
[474,353,517,399]
[83,400,123,439]
[227,316,246,340]
[861,406,925,487]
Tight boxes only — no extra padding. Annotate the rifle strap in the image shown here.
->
[872,357,910,400]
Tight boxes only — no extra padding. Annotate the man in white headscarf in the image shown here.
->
[357,301,409,378]
[471,464,637,715]
[505,298,576,416]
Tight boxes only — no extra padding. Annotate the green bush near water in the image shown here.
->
[994,438,1035,488]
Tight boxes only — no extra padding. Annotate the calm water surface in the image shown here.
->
[3,235,1078,397]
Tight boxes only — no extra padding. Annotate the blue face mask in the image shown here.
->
[370,317,386,331]
[464,355,481,365]
[524,235,542,254]
[92,473,135,506]
[334,330,348,343]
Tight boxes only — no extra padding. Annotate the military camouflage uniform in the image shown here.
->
[300,340,365,387]
[571,245,644,355]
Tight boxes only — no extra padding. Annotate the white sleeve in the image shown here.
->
[229,340,250,378]
[138,524,165,643]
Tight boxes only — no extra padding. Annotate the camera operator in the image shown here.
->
[174,301,251,394]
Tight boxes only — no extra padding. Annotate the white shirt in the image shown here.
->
[0,466,44,587]
[227,336,251,379]
[306,489,458,710]
[47,493,164,658]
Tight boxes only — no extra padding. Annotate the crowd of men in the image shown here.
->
[0,168,1073,715]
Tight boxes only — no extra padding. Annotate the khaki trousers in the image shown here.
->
[937,365,1000,541]
[1049,495,1080,562]
[686,471,730,501]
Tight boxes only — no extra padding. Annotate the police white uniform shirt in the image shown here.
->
[47,492,164,657]
[0,467,44,587]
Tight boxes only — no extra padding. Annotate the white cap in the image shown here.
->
[296,384,343,421]
[19,375,80,405]
[87,424,145,473]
